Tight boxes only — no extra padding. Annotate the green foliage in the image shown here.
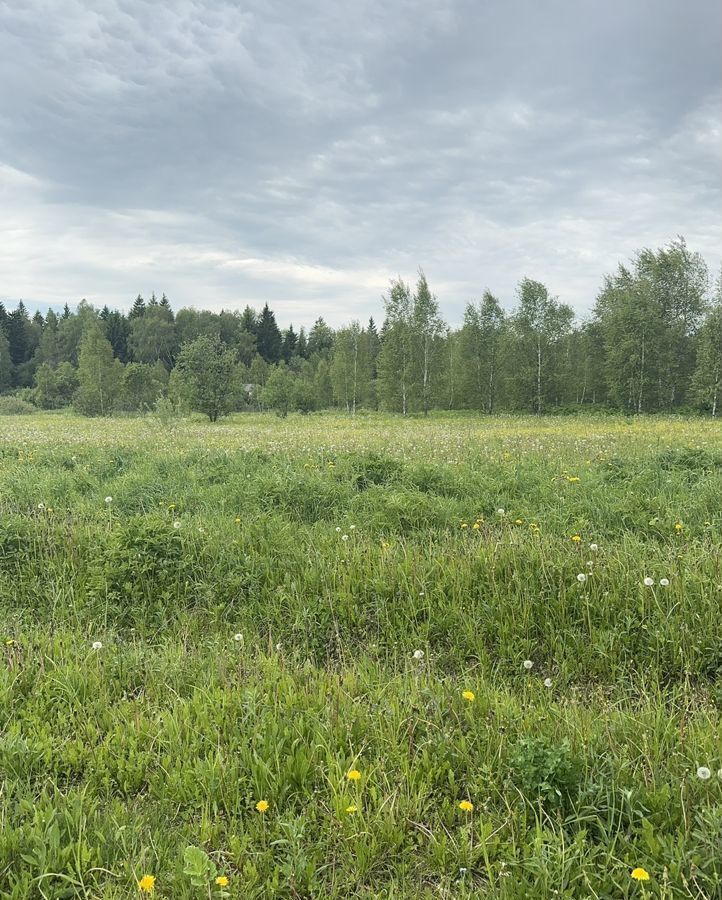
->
[173,335,238,421]
[73,323,123,416]
[0,413,721,895]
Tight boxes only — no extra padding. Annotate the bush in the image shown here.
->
[0,396,37,415]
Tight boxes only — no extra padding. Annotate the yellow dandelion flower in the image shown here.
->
[458,800,474,812]
[462,690,475,702]
[215,875,229,887]
[234,517,241,524]
[631,867,650,881]
[515,518,523,525]
[255,799,269,812]
[571,534,582,542]
[674,522,683,532]
[137,874,156,894]
[347,769,361,781]
[460,522,468,529]
[345,804,358,814]
[472,522,480,530]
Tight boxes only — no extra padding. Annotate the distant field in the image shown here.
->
[1,412,721,898]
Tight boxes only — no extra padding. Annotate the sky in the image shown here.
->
[0,0,720,328]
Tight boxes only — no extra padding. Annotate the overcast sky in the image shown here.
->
[0,0,720,327]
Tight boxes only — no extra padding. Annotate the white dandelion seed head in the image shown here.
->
[104,496,113,504]
[697,766,711,781]
[523,659,534,670]
[275,642,282,651]
[335,526,342,532]
[37,502,45,510]
[576,573,587,583]
[341,534,349,541]
[497,508,505,516]
[644,577,655,587]
[350,524,356,529]
[412,649,424,660]
[233,632,244,642]
[543,677,553,688]
[660,578,670,587]
[91,641,103,651]
[173,520,181,529]
[589,543,598,551]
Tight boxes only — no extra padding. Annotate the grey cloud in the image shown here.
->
[0,0,719,326]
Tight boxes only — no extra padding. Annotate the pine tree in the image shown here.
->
[255,304,282,363]
[129,295,146,319]
[282,325,297,362]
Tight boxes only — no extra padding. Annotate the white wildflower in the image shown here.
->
[523,659,534,670]
[576,573,587,583]
[697,766,711,781]
[104,496,113,504]
[543,677,553,688]
[659,578,669,587]
[412,649,424,660]
[173,520,181,529]
[91,641,103,651]
[589,543,598,551]
[643,577,654,587]
[233,632,244,643]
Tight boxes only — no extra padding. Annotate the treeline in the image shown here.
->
[1,237,721,419]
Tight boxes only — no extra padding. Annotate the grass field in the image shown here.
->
[1,411,721,898]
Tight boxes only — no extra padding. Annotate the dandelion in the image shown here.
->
[347,769,361,781]
[543,678,553,688]
[460,522,468,529]
[631,867,650,882]
[233,632,243,642]
[590,542,598,551]
[37,502,45,510]
[523,660,534,670]
[497,508,505,515]
[275,642,282,651]
[137,874,156,894]
[173,520,181,529]
[472,522,480,530]
[571,535,582,543]
[458,800,474,812]
[215,876,229,887]
[576,573,587,583]
[643,577,654,587]
[659,578,669,587]
[345,804,358,814]
[341,534,349,541]
[335,526,341,532]
[350,524,356,529]
[515,518,523,525]
[412,649,424,660]
[92,641,103,651]
[674,522,683,532]
[462,690,475,702]
[234,517,241,524]
[104,496,113,504]
[697,766,711,780]
[255,799,269,812]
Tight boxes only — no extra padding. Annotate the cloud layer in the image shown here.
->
[1,0,720,325]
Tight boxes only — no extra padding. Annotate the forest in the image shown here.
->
[1,237,720,420]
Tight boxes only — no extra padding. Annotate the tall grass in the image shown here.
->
[0,413,720,898]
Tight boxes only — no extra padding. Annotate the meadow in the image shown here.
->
[0,411,721,899]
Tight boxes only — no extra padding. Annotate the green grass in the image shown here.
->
[1,412,721,898]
